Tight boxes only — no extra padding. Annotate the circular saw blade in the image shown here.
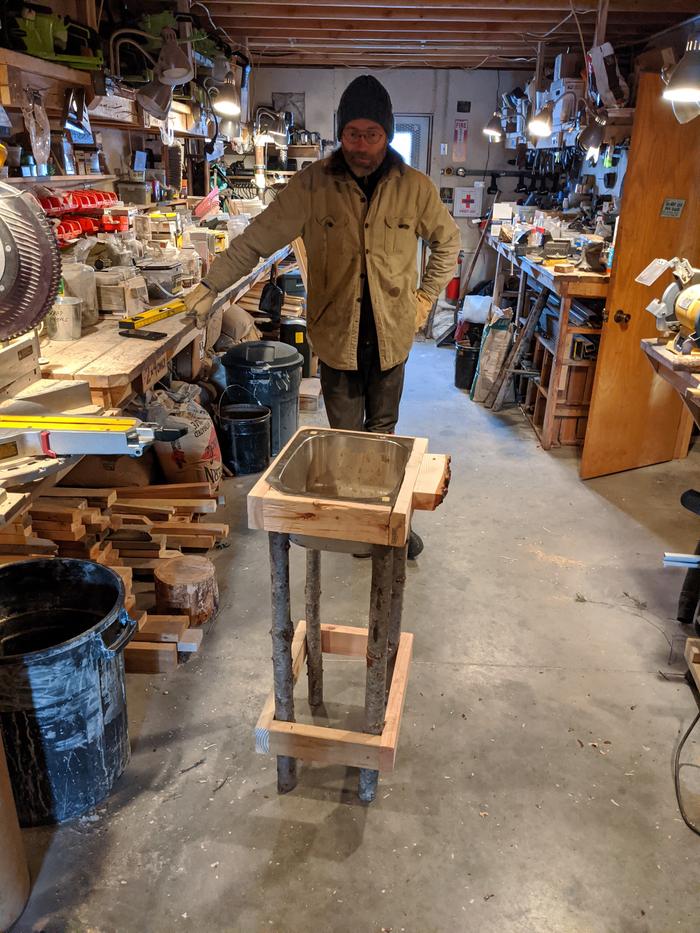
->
[0,182,61,341]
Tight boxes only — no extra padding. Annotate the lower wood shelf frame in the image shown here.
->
[254,620,414,773]
[685,638,700,694]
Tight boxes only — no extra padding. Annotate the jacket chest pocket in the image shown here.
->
[383,216,415,256]
[313,215,348,287]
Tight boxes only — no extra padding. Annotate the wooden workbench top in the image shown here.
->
[40,245,294,403]
[41,314,193,389]
[641,338,700,374]
[487,235,610,299]
[641,338,700,429]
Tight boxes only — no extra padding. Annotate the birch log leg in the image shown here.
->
[358,544,394,803]
[305,548,323,707]
[386,543,408,696]
[268,532,297,793]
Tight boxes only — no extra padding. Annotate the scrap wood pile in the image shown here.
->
[235,279,305,320]
[0,481,225,674]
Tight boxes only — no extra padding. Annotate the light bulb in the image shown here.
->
[662,35,700,103]
[213,81,241,117]
[529,102,553,137]
[482,111,502,141]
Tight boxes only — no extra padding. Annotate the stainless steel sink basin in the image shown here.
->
[267,428,414,505]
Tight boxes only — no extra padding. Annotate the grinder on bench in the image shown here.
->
[645,257,700,355]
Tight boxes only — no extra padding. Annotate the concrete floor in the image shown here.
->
[15,342,700,933]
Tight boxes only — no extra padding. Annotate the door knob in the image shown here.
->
[614,309,631,324]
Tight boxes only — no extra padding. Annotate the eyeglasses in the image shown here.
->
[342,128,385,144]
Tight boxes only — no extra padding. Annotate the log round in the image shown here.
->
[154,556,219,626]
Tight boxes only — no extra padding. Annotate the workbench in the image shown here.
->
[40,245,293,409]
[486,235,610,449]
[0,245,295,516]
[641,338,700,430]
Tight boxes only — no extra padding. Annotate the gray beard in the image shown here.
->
[342,144,388,177]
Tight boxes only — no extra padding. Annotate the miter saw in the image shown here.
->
[0,183,183,476]
[0,180,61,341]
[645,258,700,355]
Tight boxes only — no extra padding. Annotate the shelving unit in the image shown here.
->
[3,174,116,188]
[88,119,209,140]
[487,237,608,450]
[524,332,598,447]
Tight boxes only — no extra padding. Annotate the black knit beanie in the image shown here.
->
[337,75,394,140]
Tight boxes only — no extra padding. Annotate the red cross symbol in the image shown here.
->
[461,193,475,209]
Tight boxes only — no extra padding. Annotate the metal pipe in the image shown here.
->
[109,30,159,78]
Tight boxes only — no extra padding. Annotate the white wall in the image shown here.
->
[251,66,528,285]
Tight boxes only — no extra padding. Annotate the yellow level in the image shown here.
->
[0,415,140,433]
[119,299,187,330]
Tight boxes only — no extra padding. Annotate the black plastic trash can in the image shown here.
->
[222,341,303,455]
[455,341,479,391]
[280,318,311,378]
[0,559,136,825]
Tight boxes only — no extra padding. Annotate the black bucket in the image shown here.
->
[0,559,136,826]
[455,341,479,391]
[217,389,272,475]
[221,340,303,456]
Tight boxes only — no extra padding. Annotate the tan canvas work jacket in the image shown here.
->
[205,151,461,370]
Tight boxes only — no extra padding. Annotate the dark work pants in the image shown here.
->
[320,342,406,434]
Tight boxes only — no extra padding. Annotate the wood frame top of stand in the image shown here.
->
[247,428,449,546]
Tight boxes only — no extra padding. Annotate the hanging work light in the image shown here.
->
[254,109,289,146]
[662,34,700,103]
[212,77,241,117]
[577,107,607,162]
[528,100,553,137]
[157,28,194,86]
[482,112,502,141]
[136,73,173,121]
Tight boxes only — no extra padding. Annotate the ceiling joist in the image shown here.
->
[206,1,689,69]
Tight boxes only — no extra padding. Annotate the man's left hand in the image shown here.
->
[415,290,434,332]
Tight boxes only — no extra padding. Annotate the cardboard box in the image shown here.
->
[0,331,40,392]
[97,275,149,315]
[554,52,584,81]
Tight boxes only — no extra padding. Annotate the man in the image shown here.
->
[185,75,460,557]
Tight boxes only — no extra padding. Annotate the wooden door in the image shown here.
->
[580,73,700,480]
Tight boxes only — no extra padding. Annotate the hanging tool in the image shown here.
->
[119,298,187,330]
[0,414,184,459]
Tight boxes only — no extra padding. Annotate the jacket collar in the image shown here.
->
[323,146,405,182]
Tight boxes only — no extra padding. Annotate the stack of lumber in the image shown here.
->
[236,280,306,319]
[0,481,227,674]
[0,507,57,564]
[124,609,205,674]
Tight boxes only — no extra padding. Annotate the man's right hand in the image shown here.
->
[183,282,216,329]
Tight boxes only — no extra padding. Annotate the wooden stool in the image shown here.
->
[248,428,450,802]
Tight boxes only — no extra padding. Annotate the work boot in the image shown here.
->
[407,529,423,560]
